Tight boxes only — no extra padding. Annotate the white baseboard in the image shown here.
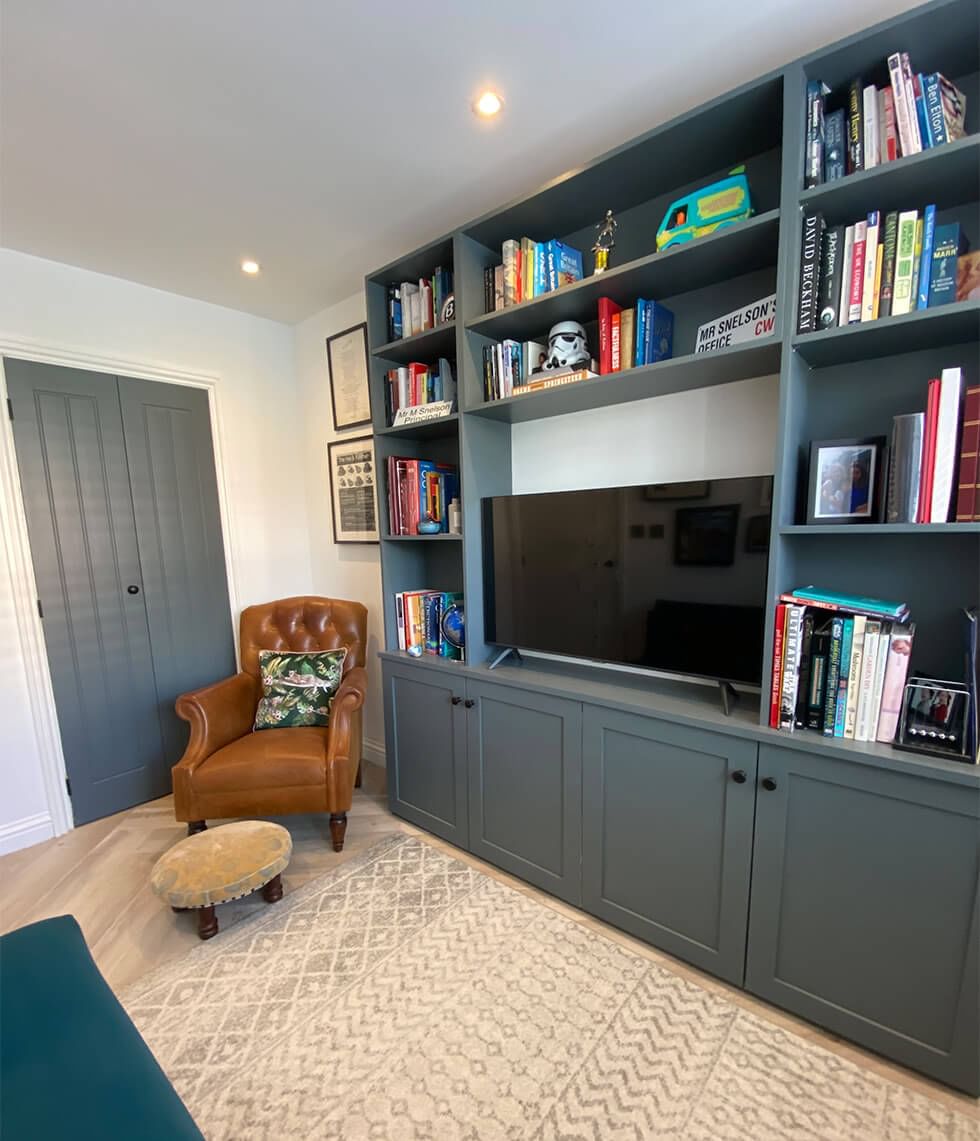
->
[0,812,54,856]
[362,736,386,769]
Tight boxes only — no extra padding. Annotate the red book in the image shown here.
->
[769,603,788,729]
[882,88,898,161]
[954,385,980,521]
[611,312,622,372]
[918,379,940,523]
[597,297,622,375]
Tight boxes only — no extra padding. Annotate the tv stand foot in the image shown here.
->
[488,647,523,670]
[719,681,739,717]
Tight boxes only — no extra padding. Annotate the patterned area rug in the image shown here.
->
[123,835,976,1140]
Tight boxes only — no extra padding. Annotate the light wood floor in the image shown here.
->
[1,769,977,1124]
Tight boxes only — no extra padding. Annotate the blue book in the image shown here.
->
[535,242,548,296]
[643,301,674,364]
[823,617,844,736]
[787,586,909,620]
[916,205,936,310]
[914,76,933,147]
[635,300,648,367]
[544,240,583,291]
[928,223,964,307]
[833,617,854,737]
[922,74,947,145]
[824,109,846,181]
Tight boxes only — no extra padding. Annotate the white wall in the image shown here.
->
[0,248,315,853]
[293,294,385,759]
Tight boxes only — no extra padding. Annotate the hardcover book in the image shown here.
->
[805,80,831,188]
[824,109,846,180]
[817,227,845,329]
[927,223,965,307]
[847,78,864,173]
[847,219,867,324]
[916,205,937,310]
[891,210,919,316]
[879,87,898,162]
[797,212,825,334]
[838,225,855,327]
[954,385,980,522]
[876,625,915,742]
[887,52,918,156]
[862,84,879,169]
[861,211,880,322]
[887,412,924,523]
[931,367,963,523]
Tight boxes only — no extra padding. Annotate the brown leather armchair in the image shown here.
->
[172,596,368,851]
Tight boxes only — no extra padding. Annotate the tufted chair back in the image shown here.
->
[238,596,367,681]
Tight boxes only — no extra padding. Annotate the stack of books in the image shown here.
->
[481,340,570,401]
[598,298,674,374]
[888,367,979,523]
[804,55,967,187]
[798,207,969,334]
[483,238,584,312]
[394,590,463,658]
[386,267,453,340]
[385,457,459,535]
[769,587,914,744]
[382,359,456,426]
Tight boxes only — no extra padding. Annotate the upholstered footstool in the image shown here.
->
[150,821,292,940]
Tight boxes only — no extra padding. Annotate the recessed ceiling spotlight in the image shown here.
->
[473,90,504,118]
[241,259,260,275]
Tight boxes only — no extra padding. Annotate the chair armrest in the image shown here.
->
[325,667,368,774]
[174,672,259,775]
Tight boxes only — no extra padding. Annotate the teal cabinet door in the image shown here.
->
[747,744,980,1096]
[382,660,468,846]
[582,707,758,985]
[465,680,583,904]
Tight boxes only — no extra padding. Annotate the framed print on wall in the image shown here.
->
[326,323,372,430]
[328,436,379,543]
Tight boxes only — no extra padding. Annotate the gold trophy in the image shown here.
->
[592,209,618,274]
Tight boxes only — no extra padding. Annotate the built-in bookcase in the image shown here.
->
[365,0,980,751]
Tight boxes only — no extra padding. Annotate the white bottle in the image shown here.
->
[448,497,462,535]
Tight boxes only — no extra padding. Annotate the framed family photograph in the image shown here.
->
[328,436,379,543]
[806,437,886,524]
[326,323,371,431]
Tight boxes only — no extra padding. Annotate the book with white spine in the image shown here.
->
[931,367,964,523]
[862,85,879,169]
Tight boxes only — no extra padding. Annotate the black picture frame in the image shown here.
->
[326,323,372,431]
[674,504,740,566]
[327,435,379,544]
[806,436,887,524]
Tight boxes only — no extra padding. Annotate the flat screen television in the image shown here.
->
[482,476,772,687]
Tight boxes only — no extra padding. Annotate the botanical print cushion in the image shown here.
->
[253,649,347,730]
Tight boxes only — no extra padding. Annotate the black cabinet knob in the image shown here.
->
[731,769,747,784]
[762,777,778,791]
[451,696,462,705]
[127,584,140,595]
[464,699,475,709]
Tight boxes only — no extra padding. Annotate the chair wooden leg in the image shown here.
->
[262,873,283,903]
[197,906,218,940]
[329,812,347,852]
[187,820,207,836]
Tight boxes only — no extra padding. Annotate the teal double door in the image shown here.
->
[6,359,234,825]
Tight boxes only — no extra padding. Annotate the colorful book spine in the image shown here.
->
[913,74,932,147]
[635,300,648,367]
[900,52,923,153]
[805,630,829,732]
[798,211,824,334]
[769,603,788,728]
[918,378,941,523]
[927,223,963,307]
[931,367,964,524]
[620,308,635,371]
[869,623,892,738]
[880,87,898,161]
[611,311,622,372]
[908,217,924,311]
[887,412,924,523]
[915,205,936,310]
[891,210,919,316]
[597,297,622,375]
[805,80,830,188]
[844,614,866,739]
[923,73,947,144]
[822,618,844,736]
[817,225,845,329]
[876,625,915,741]
[887,52,917,156]
[838,225,855,327]
[779,606,806,731]
[862,84,879,169]
[783,587,908,620]
[955,386,980,522]
[644,302,674,363]
[861,211,880,322]
[847,78,864,172]
[833,617,854,737]
[824,108,846,180]
[847,220,867,324]
[855,619,882,743]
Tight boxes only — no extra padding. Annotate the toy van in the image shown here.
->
[656,168,753,252]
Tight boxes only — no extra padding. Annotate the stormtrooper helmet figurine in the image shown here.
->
[543,320,591,372]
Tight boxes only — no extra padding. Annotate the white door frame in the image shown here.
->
[0,334,242,837]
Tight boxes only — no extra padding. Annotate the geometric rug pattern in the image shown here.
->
[122,835,979,1140]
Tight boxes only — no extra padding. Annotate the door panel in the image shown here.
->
[466,681,582,904]
[747,745,980,1095]
[383,660,468,845]
[5,360,166,824]
[119,379,234,764]
[582,707,757,984]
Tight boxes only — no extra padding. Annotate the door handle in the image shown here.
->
[464,699,475,709]
[761,777,777,791]
[451,696,462,705]
[731,769,747,784]
[127,585,141,595]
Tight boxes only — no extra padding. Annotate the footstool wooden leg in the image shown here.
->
[329,812,347,852]
[197,906,218,940]
[262,873,283,903]
[187,820,207,836]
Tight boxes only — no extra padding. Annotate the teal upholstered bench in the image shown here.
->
[0,915,202,1140]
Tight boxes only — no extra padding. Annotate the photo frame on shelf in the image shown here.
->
[326,323,372,431]
[806,437,887,524]
[328,435,378,544]
[674,504,739,566]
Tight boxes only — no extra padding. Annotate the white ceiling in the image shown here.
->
[1,0,918,324]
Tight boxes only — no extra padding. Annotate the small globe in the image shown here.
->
[441,603,464,650]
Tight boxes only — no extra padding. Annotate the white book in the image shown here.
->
[838,225,855,328]
[887,52,918,156]
[868,624,892,740]
[877,89,891,163]
[395,593,406,650]
[844,615,866,739]
[397,366,410,409]
[931,367,964,523]
[863,85,879,169]
[848,220,867,324]
[861,211,880,322]
[890,211,919,316]
[900,52,923,154]
[400,282,419,337]
[855,620,882,741]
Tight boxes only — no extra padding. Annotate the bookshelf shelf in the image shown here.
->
[780,523,980,535]
[384,533,463,542]
[798,133,980,219]
[465,338,782,424]
[376,413,459,440]
[792,300,980,367]
[465,210,781,343]
[372,323,457,364]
